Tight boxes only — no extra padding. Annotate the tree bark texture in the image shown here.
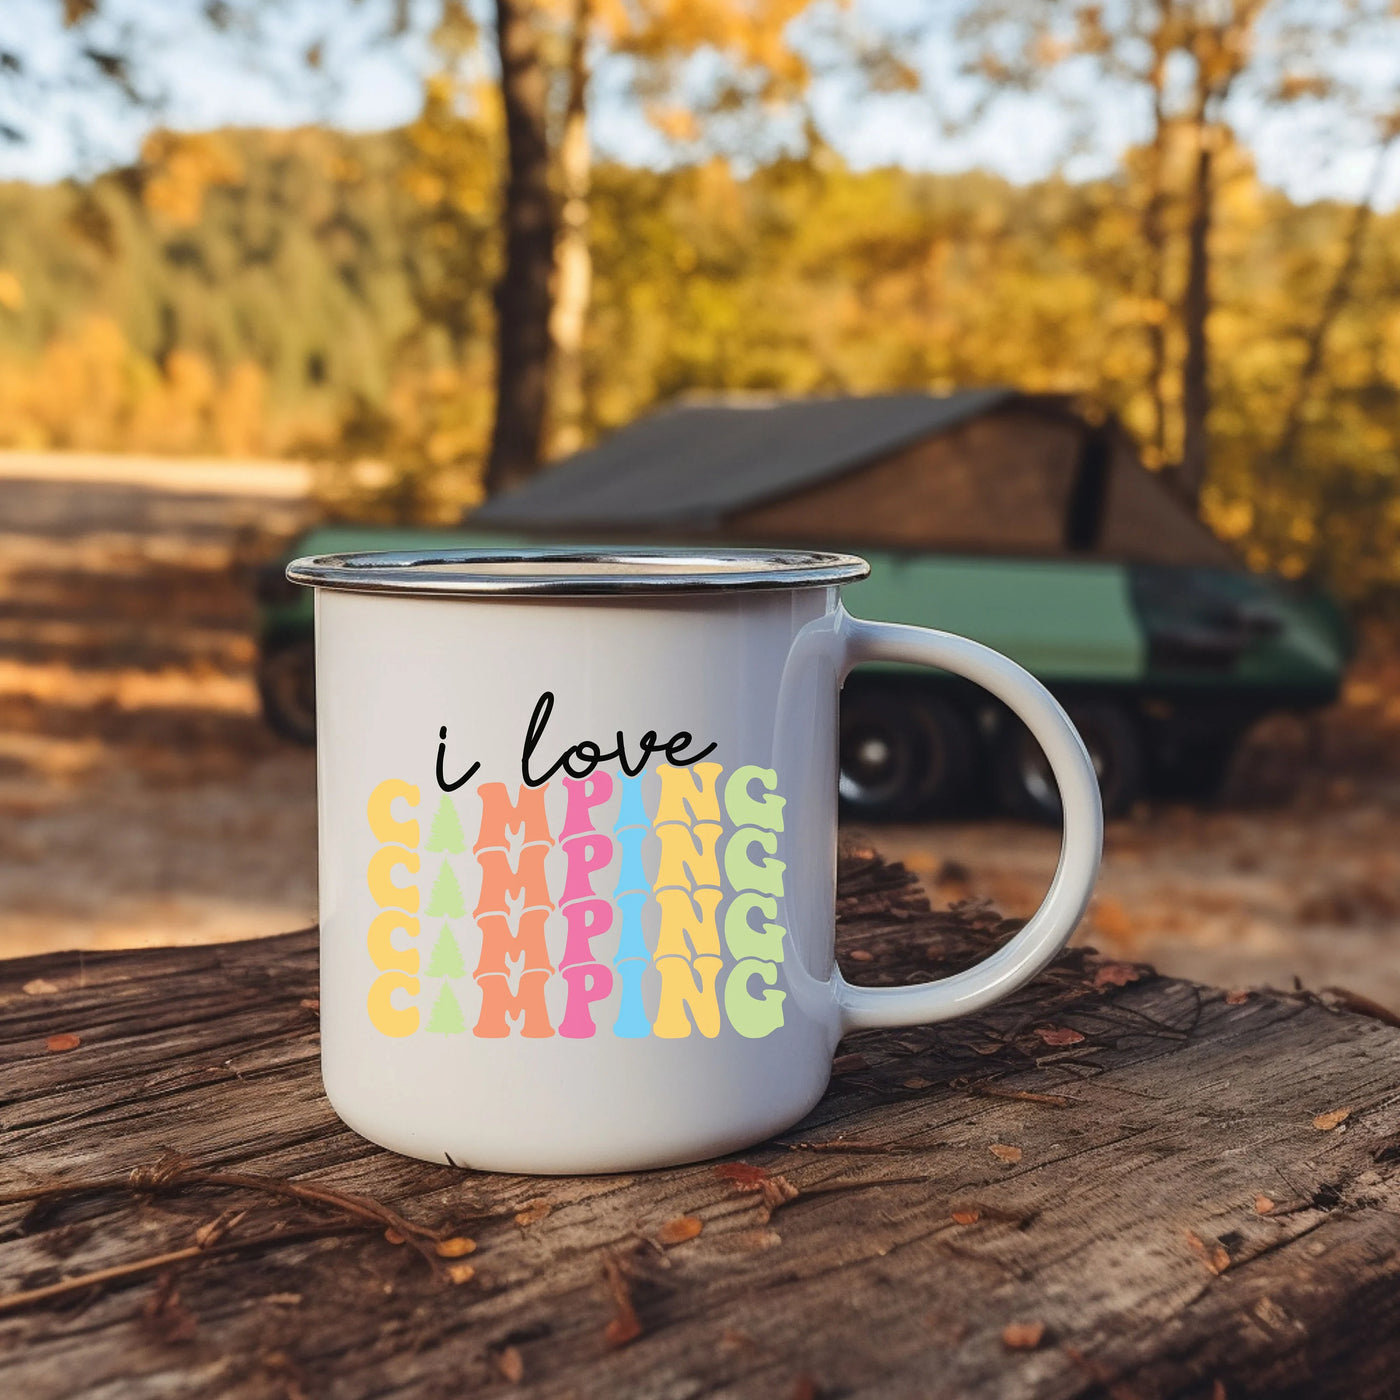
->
[486,0,556,497]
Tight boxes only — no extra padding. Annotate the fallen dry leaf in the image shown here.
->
[902,1076,933,1089]
[655,1215,703,1246]
[445,1261,475,1285]
[514,1197,553,1226]
[831,1053,870,1075]
[23,978,58,996]
[299,998,320,1011]
[383,1227,407,1245]
[434,1236,476,1258]
[1313,1108,1351,1131]
[1225,989,1250,1005]
[951,1208,982,1225]
[1001,1321,1046,1350]
[846,949,874,963]
[263,1293,303,1307]
[1185,1230,1230,1276]
[1092,962,1141,988]
[1254,1195,1276,1215]
[602,1256,642,1348]
[1034,1025,1085,1046]
[989,1144,1023,1164]
[45,1033,80,1053]
[494,1345,524,1384]
[715,1162,771,1188]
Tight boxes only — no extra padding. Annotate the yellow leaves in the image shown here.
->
[140,131,244,227]
[1312,1108,1351,1131]
[45,1033,81,1052]
[0,270,23,312]
[989,1144,1023,1164]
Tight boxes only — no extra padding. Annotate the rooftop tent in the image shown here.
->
[470,390,1238,569]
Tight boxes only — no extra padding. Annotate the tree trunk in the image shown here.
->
[1178,112,1213,508]
[485,0,555,497]
[1140,6,1173,468]
[1274,124,1399,475]
[548,0,593,460]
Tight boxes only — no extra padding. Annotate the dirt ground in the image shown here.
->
[4,453,1400,1012]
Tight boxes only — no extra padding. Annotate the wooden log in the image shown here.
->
[2,848,1398,1399]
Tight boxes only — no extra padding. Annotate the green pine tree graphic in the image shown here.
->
[424,795,466,854]
[426,984,466,1034]
[425,925,466,979]
[424,860,466,919]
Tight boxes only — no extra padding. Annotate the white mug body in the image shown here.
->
[315,583,846,1173]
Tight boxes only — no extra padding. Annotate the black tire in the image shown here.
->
[257,637,317,746]
[1153,733,1241,801]
[839,690,975,820]
[994,699,1142,822]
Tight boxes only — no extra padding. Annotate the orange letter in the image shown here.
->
[475,846,553,917]
[474,969,554,1038]
[474,782,553,853]
[474,908,554,979]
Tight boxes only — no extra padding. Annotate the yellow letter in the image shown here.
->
[723,827,785,896]
[368,909,420,974]
[654,821,722,890]
[654,886,724,961]
[723,765,785,832]
[654,762,723,825]
[367,779,420,847]
[652,954,723,1038]
[368,846,420,910]
[724,959,786,1038]
[723,892,787,962]
[368,971,419,1037]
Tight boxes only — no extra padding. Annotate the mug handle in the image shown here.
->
[834,613,1104,1033]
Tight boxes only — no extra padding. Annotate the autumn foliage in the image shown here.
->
[0,115,1398,594]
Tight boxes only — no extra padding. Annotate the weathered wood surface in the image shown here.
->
[2,850,1399,1400]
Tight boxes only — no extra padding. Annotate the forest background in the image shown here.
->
[2,0,1400,601]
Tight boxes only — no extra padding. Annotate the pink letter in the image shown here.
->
[560,772,614,840]
[558,963,614,1038]
[560,897,614,967]
[562,832,614,905]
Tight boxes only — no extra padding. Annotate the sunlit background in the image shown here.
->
[3,0,1400,1010]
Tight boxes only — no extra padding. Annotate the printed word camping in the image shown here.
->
[363,761,789,1042]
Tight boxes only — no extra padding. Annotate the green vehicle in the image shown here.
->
[257,391,1351,820]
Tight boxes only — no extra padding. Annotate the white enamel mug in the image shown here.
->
[287,547,1102,1174]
